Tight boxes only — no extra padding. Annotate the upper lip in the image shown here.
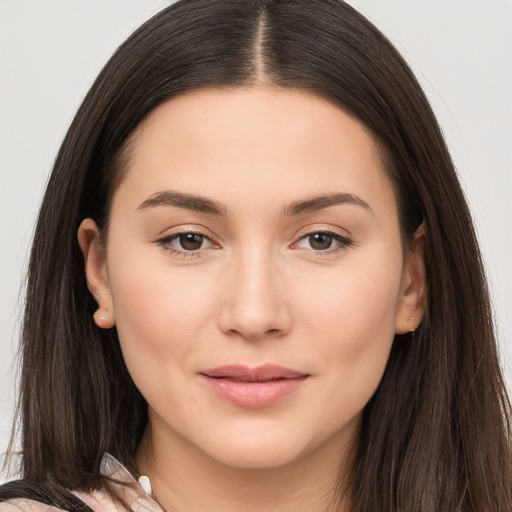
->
[201,364,308,382]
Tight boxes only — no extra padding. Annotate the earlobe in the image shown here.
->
[93,307,116,329]
[395,223,427,335]
[77,219,116,329]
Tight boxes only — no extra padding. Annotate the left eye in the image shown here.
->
[177,233,207,251]
[158,232,213,253]
[295,232,352,252]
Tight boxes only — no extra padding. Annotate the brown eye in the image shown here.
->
[294,231,352,254]
[308,233,333,250]
[157,231,216,256]
[179,233,204,251]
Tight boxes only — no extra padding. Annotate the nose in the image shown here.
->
[217,245,292,342]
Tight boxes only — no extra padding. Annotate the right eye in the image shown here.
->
[292,230,353,254]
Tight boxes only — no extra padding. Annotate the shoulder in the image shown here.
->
[0,498,63,512]
[0,491,120,512]
[0,480,94,512]
[0,495,120,512]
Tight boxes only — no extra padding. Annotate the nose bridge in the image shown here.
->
[218,239,291,340]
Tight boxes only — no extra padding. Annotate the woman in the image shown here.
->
[1,0,510,510]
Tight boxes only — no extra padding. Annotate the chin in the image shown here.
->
[193,420,331,470]
[193,412,361,472]
[206,441,306,470]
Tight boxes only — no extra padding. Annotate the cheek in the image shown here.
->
[105,250,219,385]
[298,255,402,340]
[294,253,403,402]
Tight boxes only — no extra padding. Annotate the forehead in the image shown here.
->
[133,86,381,162]
[112,86,396,218]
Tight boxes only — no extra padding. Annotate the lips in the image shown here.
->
[200,364,309,408]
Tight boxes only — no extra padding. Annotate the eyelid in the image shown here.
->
[293,224,351,240]
[154,223,219,240]
[291,225,354,254]
[155,225,221,256]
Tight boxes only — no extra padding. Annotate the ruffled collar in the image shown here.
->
[74,454,164,512]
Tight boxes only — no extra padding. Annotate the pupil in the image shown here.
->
[180,233,203,251]
[309,233,332,250]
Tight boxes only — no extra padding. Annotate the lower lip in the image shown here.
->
[202,375,308,408]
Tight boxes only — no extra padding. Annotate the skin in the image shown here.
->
[78,87,426,511]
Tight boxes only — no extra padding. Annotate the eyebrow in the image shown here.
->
[137,191,227,216]
[283,193,372,216]
[137,190,371,217]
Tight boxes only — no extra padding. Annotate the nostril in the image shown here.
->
[216,277,293,340]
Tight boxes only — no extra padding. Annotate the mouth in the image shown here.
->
[200,364,310,408]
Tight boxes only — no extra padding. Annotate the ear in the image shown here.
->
[77,219,115,329]
[395,223,427,334]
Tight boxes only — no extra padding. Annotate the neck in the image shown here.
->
[135,417,355,512]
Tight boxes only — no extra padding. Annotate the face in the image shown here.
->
[79,87,425,470]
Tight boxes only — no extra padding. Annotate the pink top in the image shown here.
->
[0,454,163,512]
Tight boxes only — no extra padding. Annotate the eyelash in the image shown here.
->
[157,231,214,258]
[156,229,353,257]
[293,230,353,255]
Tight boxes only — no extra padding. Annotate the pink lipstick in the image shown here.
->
[200,364,309,408]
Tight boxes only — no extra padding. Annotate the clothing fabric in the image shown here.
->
[0,454,163,512]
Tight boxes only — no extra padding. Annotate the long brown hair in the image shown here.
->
[8,0,511,509]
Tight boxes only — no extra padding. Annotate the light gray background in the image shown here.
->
[1,0,511,481]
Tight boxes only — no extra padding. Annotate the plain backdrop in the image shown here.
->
[1,0,511,481]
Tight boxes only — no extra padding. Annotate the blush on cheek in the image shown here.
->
[109,260,220,382]
[304,272,399,332]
